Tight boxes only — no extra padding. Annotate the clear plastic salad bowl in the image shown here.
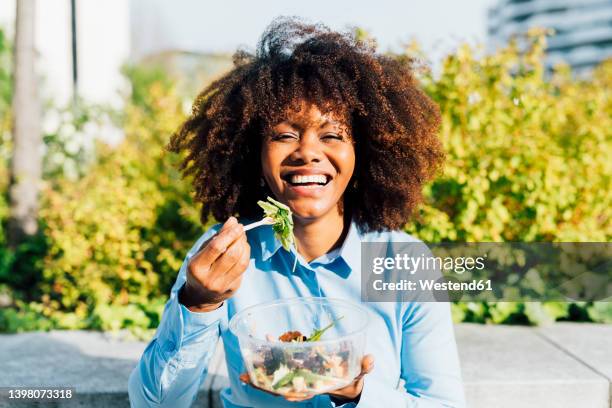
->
[229,297,370,398]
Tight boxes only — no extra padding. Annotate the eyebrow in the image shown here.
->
[282,119,342,130]
[318,119,342,129]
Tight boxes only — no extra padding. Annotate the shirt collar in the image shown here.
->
[258,223,283,262]
[257,218,361,274]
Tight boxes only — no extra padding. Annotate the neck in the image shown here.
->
[293,205,350,263]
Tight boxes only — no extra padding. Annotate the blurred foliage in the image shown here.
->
[0,28,610,335]
[408,30,610,242]
[0,28,13,305]
[403,29,611,324]
[121,64,175,113]
[41,101,111,182]
[34,67,209,336]
[0,59,210,335]
[0,29,11,119]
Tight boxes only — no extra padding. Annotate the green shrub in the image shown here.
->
[406,30,611,324]
[407,30,610,242]
[0,30,610,334]
[34,72,209,335]
[0,27,13,293]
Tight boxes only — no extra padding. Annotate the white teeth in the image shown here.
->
[289,174,328,184]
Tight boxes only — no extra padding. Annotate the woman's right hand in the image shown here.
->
[179,216,251,313]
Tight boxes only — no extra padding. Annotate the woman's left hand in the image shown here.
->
[239,354,374,403]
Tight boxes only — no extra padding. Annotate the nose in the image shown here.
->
[290,132,323,164]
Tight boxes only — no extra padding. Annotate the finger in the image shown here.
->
[284,393,314,402]
[198,221,244,266]
[222,240,251,285]
[284,389,315,400]
[218,216,238,234]
[328,355,375,400]
[353,354,375,382]
[208,232,248,279]
[196,217,237,252]
[361,354,375,374]
[215,264,245,299]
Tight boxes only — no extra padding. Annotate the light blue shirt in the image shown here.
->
[128,219,465,407]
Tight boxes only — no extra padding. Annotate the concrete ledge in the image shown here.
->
[537,323,612,408]
[0,323,610,407]
[457,324,610,408]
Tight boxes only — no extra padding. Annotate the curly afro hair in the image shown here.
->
[167,17,444,233]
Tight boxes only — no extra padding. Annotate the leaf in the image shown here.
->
[306,316,344,341]
[294,369,331,384]
[257,196,295,251]
[272,371,296,389]
[587,302,612,324]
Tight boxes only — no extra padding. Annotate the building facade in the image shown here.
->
[488,0,612,73]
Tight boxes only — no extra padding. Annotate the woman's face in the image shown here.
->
[261,101,356,223]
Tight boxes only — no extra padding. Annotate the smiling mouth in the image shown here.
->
[282,174,332,187]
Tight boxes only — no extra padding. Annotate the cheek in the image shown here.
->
[334,147,356,183]
[260,145,280,177]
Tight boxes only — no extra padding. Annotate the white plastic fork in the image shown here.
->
[243,216,275,232]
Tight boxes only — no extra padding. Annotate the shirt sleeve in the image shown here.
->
[128,224,228,407]
[354,301,466,408]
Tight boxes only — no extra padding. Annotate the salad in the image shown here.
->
[256,196,294,251]
[246,318,354,396]
[244,196,295,250]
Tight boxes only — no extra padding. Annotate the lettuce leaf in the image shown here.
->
[257,196,295,251]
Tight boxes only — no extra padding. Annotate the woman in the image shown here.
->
[129,18,465,408]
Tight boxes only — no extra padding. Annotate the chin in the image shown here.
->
[285,197,339,221]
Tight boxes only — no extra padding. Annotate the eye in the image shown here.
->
[322,133,343,141]
[271,133,298,141]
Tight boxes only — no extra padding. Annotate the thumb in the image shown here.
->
[355,354,374,381]
[362,355,375,374]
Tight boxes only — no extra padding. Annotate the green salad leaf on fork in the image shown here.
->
[257,196,295,251]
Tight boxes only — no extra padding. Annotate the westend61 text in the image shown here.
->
[372,279,493,292]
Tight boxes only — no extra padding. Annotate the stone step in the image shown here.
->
[0,323,609,407]
[458,323,610,408]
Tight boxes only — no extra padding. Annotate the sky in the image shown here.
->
[0,0,497,108]
[130,0,497,62]
[0,0,497,62]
